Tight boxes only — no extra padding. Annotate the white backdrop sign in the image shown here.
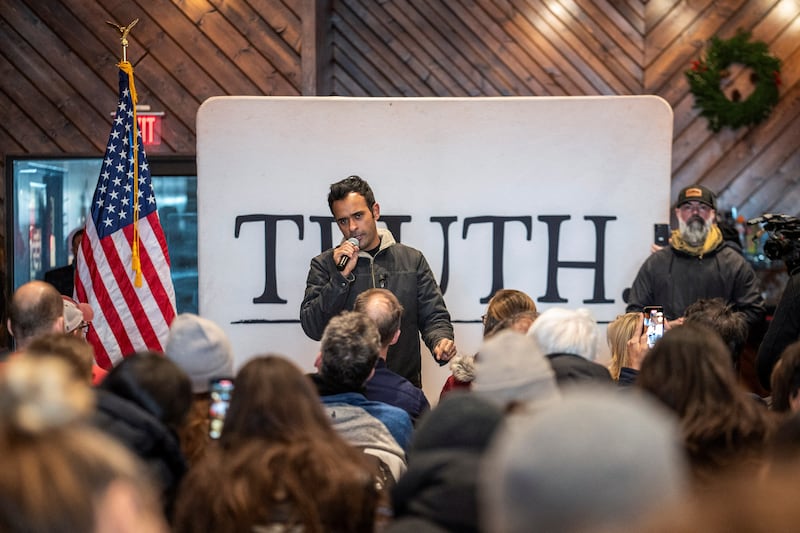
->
[196,96,673,399]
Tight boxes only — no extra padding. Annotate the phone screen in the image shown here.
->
[209,378,234,440]
[643,307,664,348]
[654,224,670,246]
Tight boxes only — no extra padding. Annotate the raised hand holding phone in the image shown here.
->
[626,329,650,371]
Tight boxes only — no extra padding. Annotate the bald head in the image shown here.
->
[353,288,403,350]
[8,281,64,349]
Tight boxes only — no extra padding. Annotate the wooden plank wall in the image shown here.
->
[1,0,798,244]
[331,0,800,220]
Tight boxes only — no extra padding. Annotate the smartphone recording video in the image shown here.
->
[209,378,234,440]
[643,306,664,348]
[654,224,670,246]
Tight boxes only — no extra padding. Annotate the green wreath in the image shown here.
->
[685,31,781,132]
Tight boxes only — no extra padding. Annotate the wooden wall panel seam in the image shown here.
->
[0,17,109,151]
[245,0,303,53]
[571,0,644,57]
[332,43,390,95]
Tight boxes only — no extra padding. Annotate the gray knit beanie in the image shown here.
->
[480,387,687,533]
[165,313,234,393]
[472,330,560,410]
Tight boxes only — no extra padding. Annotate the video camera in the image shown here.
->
[747,214,800,272]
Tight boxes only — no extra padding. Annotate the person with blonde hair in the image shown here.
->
[607,312,644,381]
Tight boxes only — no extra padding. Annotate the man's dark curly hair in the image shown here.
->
[327,175,376,213]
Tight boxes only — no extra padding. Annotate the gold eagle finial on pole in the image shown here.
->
[106,18,139,62]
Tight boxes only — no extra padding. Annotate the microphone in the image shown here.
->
[336,237,360,271]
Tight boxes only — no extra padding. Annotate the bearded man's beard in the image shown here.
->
[679,215,712,246]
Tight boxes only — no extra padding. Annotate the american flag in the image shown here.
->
[75,62,176,369]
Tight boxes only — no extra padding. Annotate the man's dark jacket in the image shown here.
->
[546,352,613,386]
[301,228,453,387]
[626,241,764,325]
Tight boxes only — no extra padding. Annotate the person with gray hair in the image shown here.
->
[480,388,688,533]
[527,307,612,386]
[318,310,383,391]
[355,288,430,424]
[310,311,413,481]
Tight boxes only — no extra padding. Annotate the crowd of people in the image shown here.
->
[3,178,800,532]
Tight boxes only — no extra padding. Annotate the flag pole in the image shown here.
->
[105,18,144,286]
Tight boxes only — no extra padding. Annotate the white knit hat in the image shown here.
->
[165,313,234,393]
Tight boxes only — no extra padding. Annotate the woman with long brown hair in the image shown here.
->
[173,355,378,532]
[637,323,772,484]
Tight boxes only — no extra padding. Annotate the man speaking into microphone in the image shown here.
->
[300,175,456,388]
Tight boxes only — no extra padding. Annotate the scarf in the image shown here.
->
[670,224,723,258]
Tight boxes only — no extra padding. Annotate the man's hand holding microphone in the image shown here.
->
[335,237,360,277]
